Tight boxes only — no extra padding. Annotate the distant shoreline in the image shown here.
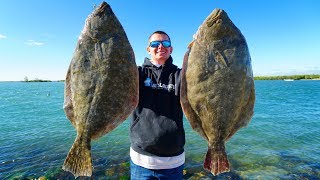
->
[254,74,320,80]
[0,80,65,82]
[24,80,65,82]
[1,74,320,82]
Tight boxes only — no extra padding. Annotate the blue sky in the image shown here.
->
[0,0,319,81]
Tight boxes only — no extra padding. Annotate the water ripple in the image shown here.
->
[0,81,319,179]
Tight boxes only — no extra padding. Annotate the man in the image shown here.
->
[130,31,185,179]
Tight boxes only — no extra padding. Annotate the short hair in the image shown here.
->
[148,31,171,42]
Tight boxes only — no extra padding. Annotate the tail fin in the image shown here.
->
[203,146,230,176]
[62,134,92,178]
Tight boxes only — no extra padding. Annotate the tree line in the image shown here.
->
[22,74,320,82]
[254,74,320,80]
[23,76,51,82]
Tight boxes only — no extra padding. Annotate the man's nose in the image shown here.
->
[158,43,164,49]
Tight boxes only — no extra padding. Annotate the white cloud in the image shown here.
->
[25,40,44,46]
[0,34,7,39]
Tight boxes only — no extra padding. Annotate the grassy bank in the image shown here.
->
[18,74,320,82]
[254,74,320,80]
[24,79,52,82]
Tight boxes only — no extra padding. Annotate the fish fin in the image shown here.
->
[203,146,230,176]
[187,40,195,49]
[63,64,75,126]
[180,49,208,141]
[62,134,92,178]
[226,86,255,141]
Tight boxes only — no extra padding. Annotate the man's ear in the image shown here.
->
[147,47,151,54]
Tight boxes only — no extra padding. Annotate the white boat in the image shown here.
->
[284,79,294,81]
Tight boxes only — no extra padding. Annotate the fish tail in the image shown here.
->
[203,146,230,176]
[62,134,92,178]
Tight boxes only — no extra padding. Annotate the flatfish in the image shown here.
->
[62,2,138,178]
[180,8,255,175]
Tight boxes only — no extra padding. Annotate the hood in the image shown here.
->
[142,56,174,68]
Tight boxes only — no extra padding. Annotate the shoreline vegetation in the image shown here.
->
[22,76,64,82]
[23,79,65,82]
[254,74,320,80]
[1,74,320,82]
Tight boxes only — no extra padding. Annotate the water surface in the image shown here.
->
[0,80,319,179]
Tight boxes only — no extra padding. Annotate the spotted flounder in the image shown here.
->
[62,2,138,178]
[181,8,255,175]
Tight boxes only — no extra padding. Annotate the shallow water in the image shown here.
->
[0,80,319,179]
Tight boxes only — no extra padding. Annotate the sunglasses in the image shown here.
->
[149,40,171,48]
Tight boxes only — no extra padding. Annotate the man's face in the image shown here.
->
[147,33,173,64]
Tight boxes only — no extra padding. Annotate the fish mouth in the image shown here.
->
[94,2,110,16]
[206,8,224,27]
[192,9,225,41]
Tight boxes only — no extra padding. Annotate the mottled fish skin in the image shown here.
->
[62,2,138,178]
[181,8,255,176]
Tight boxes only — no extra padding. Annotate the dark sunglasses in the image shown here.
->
[149,40,171,48]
